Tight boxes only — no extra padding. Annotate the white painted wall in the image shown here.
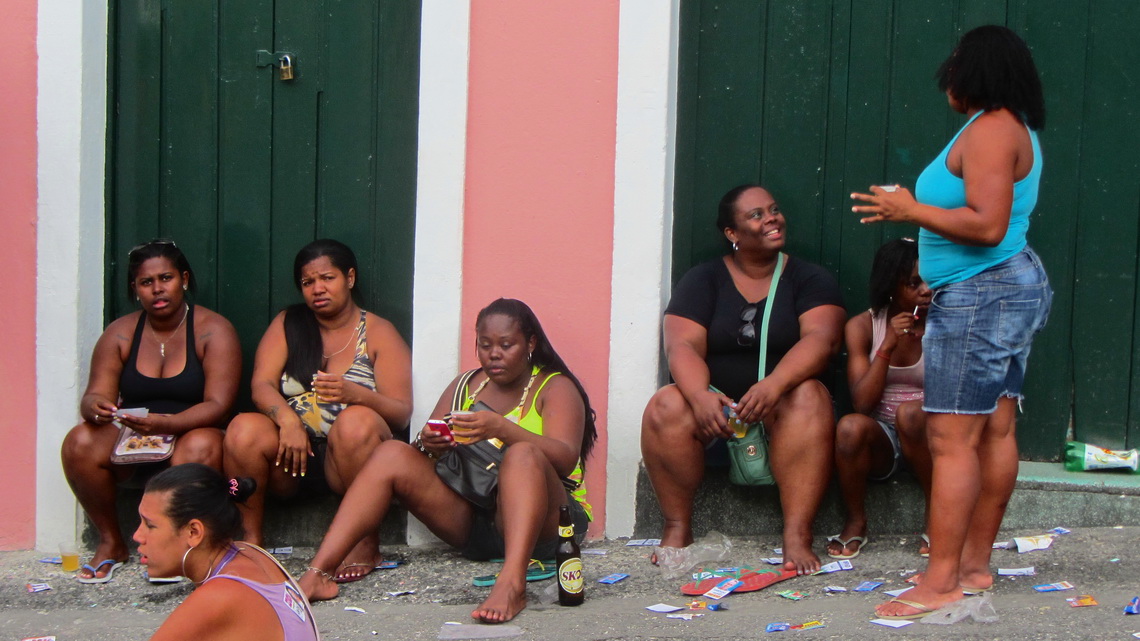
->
[605,0,681,537]
[407,0,472,546]
[35,0,109,549]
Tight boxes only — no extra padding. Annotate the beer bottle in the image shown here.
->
[556,504,584,606]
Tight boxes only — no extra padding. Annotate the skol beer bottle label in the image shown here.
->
[558,558,584,594]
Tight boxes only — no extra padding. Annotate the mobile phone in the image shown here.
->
[427,419,452,439]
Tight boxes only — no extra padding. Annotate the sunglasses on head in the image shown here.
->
[129,239,178,257]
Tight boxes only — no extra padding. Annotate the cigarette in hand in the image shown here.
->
[912,305,920,318]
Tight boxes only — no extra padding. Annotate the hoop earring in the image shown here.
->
[528,351,533,363]
[732,242,739,252]
[181,545,196,582]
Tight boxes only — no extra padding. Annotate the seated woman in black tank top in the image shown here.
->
[61,240,241,583]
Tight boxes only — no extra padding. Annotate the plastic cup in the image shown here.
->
[449,411,475,444]
[60,543,80,572]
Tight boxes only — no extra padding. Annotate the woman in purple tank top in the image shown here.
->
[137,463,319,641]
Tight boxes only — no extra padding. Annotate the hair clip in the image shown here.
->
[228,478,239,496]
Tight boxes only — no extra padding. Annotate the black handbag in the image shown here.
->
[435,369,507,510]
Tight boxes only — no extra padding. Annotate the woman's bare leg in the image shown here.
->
[958,397,1018,590]
[830,413,893,557]
[223,413,299,546]
[324,406,393,581]
[61,422,131,579]
[472,443,566,623]
[876,411,987,617]
[640,385,706,551]
[767,380,834,574]
[299,440,472,602]
[895,400,932,556]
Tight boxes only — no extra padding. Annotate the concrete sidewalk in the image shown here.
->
[3,525,1139,640]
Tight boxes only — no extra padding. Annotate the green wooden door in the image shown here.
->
[106,0,421,405]
[674,0,1140,460]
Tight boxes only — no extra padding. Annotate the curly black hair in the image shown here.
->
[936,25,1045,130]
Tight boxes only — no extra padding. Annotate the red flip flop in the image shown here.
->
[680,568,798,596]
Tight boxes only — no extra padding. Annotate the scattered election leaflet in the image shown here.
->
[871,619,913,628]
[1067,595,1098,607]
[1049,526,1072,535]
[1014,535,1054,553]
[26,583,51,593]
[992,541,1012,549]
[646,603,684,613]
[598,573,629,584]
[704,578,742,599]
[853,581,883,592]
[1125,597,1140,615]
[1033,581,1075,592]
[998,567,1036,576]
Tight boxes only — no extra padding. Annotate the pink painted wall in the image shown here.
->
[462,2,619,537]
[0,0,39,549]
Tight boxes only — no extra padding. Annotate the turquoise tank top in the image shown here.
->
[915,111,1042,289]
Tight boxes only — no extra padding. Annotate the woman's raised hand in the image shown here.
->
[447,410,510,444]
[851,185,917,225]
[312,371,361,404]
[420,421,455,456]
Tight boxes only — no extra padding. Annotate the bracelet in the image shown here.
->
[875,349,892,362]
[414,434,435,459]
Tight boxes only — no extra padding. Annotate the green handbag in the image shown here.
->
[726,252,784,486]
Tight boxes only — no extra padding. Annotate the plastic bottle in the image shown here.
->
[1064,441,1140,473]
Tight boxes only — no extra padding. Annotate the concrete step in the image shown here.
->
[632,461,1140,539]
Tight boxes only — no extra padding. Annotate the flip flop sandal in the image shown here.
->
[333,555,406,584]
[920,533,930,558]
[144,571,184,584]
[473,559,557,587]
[76,559,126,584]
[680,568,798,596]
[961,584,993,596]
[875,597,936,620]
[826,534,868,559]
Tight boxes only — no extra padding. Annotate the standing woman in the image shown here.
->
[852,25,1053,618]
[137,464,319,641]
[61,240,241,583]
[224,239,412,583]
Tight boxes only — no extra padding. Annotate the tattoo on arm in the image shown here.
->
[264,405,279,420]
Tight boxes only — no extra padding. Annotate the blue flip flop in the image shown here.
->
[473,559,557,587]
[77,559,126,584]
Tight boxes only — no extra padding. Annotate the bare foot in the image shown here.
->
[298,567,340,602]
[334,536,382,583]
[825,522,867,558]
[958,568,993,593]
[781,536,820,575]
[471,579,526,624]
[77,541,129,581]
[650,522,694,565]
[875,584,962,618]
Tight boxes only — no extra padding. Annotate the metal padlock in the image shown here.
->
[278,55,294,81]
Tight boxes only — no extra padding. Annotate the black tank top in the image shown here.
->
[118,305,206,415]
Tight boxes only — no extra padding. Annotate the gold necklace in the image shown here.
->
[322,322,360,361]
[147,303,189,359]
[468,367,539,416]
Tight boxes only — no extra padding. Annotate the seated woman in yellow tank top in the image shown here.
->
[297,298,598,625]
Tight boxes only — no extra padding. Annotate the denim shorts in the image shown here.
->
[922,247,1053,414]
